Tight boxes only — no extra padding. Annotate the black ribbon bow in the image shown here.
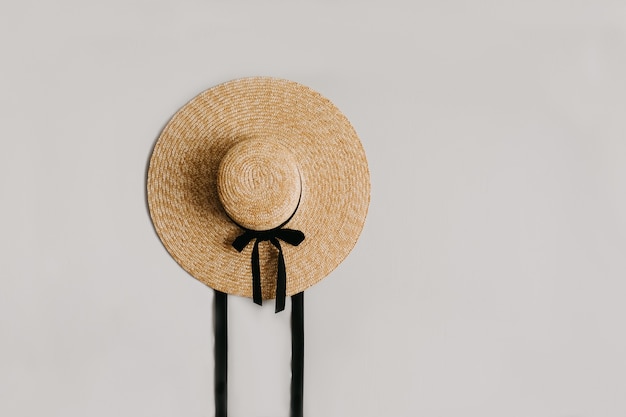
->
[232,228,305,313]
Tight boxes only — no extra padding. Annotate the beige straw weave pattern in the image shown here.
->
[217,139,302,231]
[147,77,370,299]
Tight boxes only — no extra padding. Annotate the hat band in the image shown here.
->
[213,290,305,417]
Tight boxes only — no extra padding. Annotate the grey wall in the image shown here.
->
[2,1,626,416]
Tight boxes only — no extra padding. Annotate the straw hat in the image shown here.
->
[147,77,370,306]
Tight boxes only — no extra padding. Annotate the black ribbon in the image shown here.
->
[214,291,228,417]
[290,292,304,417]
[213,290,305,417]
[232,228,305,313]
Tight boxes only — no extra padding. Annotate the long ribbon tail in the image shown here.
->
[251,239,262,306]
[214,290,228,417]
[271,238,286,313]
[290,292,304,417]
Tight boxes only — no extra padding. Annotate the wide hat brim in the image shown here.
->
[147,77,370,299]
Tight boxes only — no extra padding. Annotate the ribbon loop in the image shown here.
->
[232,228,304,312]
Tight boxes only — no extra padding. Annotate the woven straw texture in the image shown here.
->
[147,77,370,299]
[217,139,302,231]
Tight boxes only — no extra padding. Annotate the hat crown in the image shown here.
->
[217,139,301,231]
